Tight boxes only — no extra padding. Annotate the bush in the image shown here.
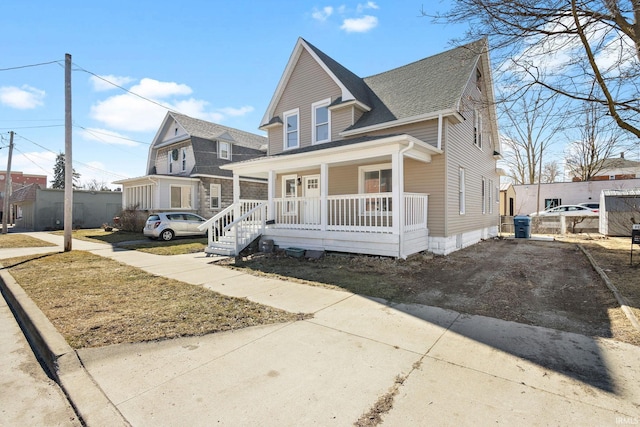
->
[116,205,148,232]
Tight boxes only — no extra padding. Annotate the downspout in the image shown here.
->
[437,113,443,151]
[398,140,414,258]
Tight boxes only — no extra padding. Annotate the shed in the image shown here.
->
[599,189,640,236]
[10,186,123,231]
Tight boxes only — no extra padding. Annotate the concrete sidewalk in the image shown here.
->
[2,232,640,426]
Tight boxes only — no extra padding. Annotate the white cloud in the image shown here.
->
[0,85,45,109]
[217,106,254,117]
[312,6,333,22]
[90,74,135,91]
[90,77,255,132]
[357,1,378,13]
[341,15,378,33]
[78,127,139,147]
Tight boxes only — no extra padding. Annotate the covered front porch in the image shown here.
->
[219,134,442,258]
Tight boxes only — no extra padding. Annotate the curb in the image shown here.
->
[0,264,130,427]
[578,244,640,332]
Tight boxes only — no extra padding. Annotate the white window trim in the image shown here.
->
[283,108,300,150]
[312,98,331,145]
[489,179,494,214]
[181,147,187,172]
[210,183,221,209]
[459,167,466,215]
[167,153,173,174]
[218,141,231,160]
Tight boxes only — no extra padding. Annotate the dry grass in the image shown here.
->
[0,234,57,248]
[2,251,302,349]
[51,228,144,244]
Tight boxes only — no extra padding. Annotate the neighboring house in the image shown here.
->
[571,153,640,182]
[204,37,501,257]
[513,179,640,215]
[499,183,515,216]
[113,112,268,218]
[0,171,47,222]
[10,184,122,231]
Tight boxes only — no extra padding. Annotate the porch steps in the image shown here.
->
[204,220,264,257]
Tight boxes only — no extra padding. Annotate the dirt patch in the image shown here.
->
[220,238,640,346]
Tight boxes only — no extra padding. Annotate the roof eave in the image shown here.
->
[339,109,462,137]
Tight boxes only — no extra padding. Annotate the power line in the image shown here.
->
[74,124,150,145]
[73,63,174,112]
[0,60,63,72]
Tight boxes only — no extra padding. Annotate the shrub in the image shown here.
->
[116,205,148,232]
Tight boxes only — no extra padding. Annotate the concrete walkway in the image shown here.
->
[1,232,639,426]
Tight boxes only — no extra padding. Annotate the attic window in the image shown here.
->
[476,68,482,92]
[175,127,178,136]
[219,141,231,160]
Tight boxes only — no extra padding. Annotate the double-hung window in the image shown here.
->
[459,167,466,215]
[474,109,483,149]
[481,177,486,214]
[283,109,299,150]
[312,99,330,144]
[282,175,298,215]
[218,141,231,160]
[181,148,187,172]
[210,184,221,209]
[170,185,192,209]
[359,164,392,214]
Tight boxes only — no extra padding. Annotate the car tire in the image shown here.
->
[160,229,174,241]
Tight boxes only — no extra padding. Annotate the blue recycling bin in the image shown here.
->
[514,215,531,239]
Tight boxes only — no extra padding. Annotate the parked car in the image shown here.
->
[578,202,599,212]
[143,212,208,241]
[530,205,599,217]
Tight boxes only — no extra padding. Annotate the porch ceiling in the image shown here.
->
[221,134,442,179]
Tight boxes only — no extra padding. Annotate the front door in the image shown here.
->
[303,175,320,224]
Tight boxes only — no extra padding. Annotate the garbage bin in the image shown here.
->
[513,215,531,239]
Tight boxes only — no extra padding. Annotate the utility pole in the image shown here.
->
[2,131,14,234]
[64,53,72,251]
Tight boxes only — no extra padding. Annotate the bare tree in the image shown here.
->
[82,178,111,191]
[500,88,567,184]
[565,101,623,180]
[431,0,640,139]
[542,160,562,183]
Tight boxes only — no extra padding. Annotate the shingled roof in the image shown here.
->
[169,112,267,151]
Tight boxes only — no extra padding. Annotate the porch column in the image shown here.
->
[320,163,328,231]
[392,151,404,236]
[268,170,275,221]
[233,173,241,218]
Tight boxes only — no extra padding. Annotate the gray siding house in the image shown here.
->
[114,112,268,218]
[202,38,502,257]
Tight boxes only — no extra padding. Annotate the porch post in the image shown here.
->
[233,173,241,218]
[268,170,275,221]
[392,151,404,254]
[320,163,328,231]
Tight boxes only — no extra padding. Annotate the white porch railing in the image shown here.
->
[273,193,428,233]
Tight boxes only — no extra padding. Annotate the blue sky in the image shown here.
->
[0,0,468,188]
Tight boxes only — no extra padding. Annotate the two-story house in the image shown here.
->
[202,38,501,257]
[114,111,268,218]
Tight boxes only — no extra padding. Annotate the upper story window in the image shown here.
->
[283,108,299,150]
[219,141,231,160]
[474,109,483,149]
[181,148,187,171]
[312,98,331,144]
[476,68,483,92]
